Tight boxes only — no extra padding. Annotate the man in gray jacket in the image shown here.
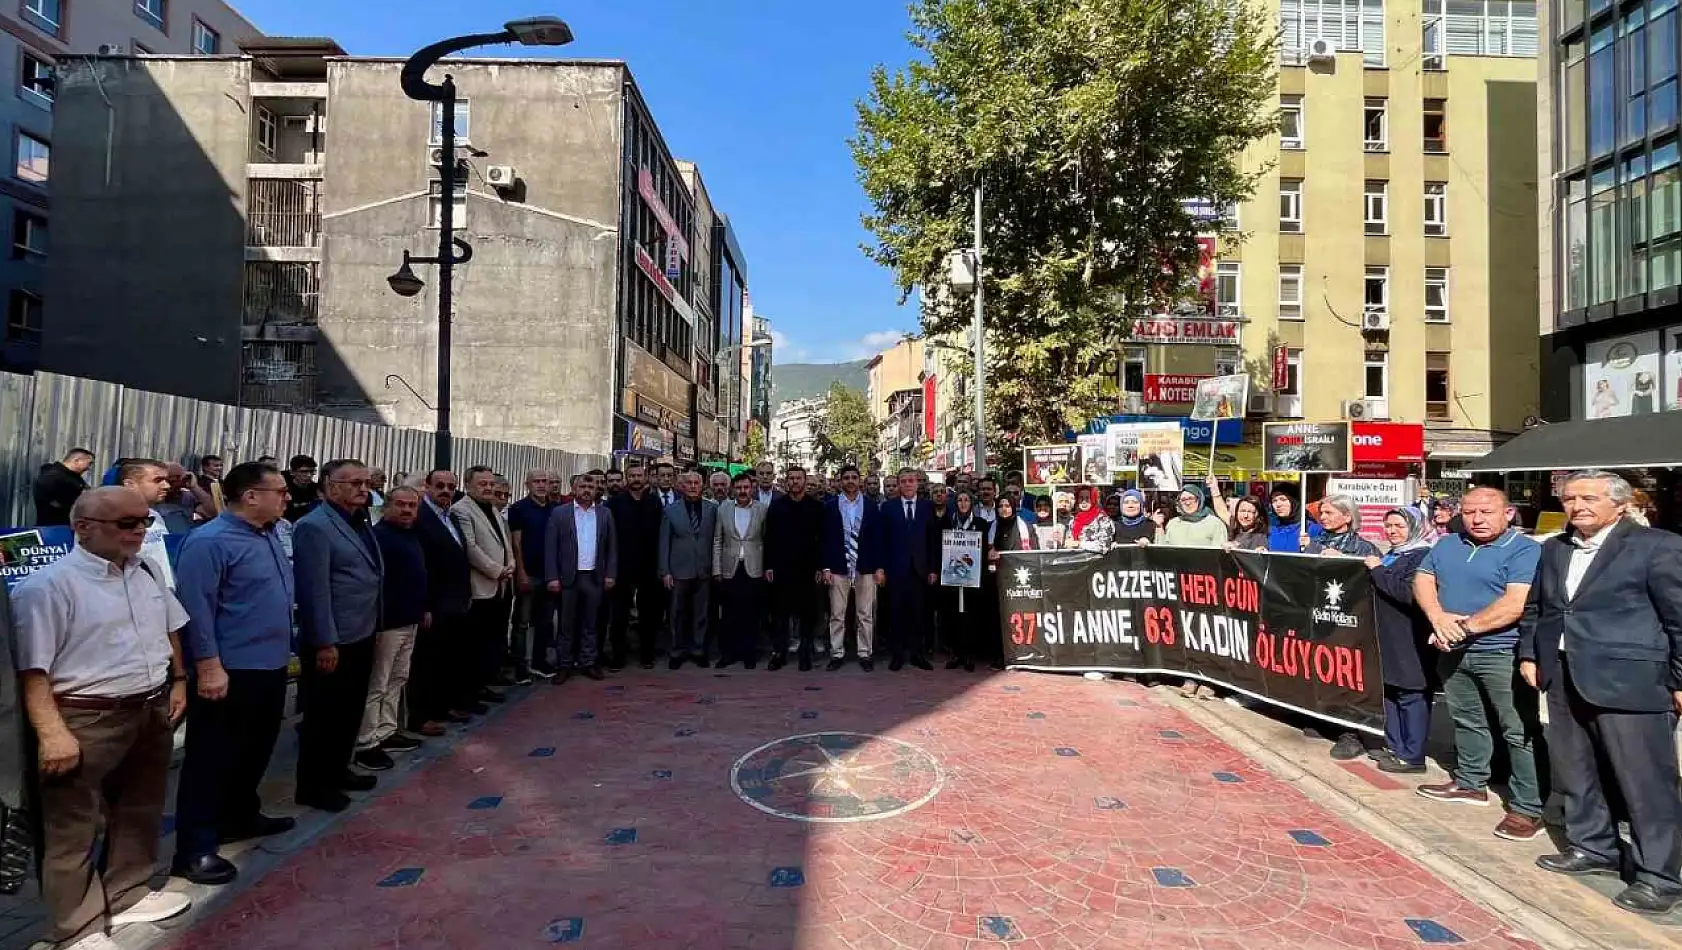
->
[659,470,716,669]
[545,473,617,681]
[293,459,385,813]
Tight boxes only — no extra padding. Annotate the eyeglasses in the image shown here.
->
[86,515,155,531]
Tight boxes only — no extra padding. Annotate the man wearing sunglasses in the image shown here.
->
[118,459,175,591]
[14,487,194,947]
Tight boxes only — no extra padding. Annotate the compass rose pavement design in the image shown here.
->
[730,731,945,823]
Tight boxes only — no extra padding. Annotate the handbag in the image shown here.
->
[0,803,32,895]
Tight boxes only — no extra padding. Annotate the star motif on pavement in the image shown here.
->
[771,743,893,798]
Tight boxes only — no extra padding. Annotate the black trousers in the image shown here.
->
[519,587,558,672]
[886,573,929,660]
[772,575,823,660]
[608,571,665,665]
[1548,658,1682,891]
[720,564,763,662]
[937,585,983,661]
[467,593,513,699]
[174,666,287,862]
[296,637,377,798]
[558,571,606,669]
[406,610,462,727]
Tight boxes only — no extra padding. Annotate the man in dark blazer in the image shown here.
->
[604,461,666,670]
[878,468,940,671]
[765,465,826,670]
[414,470,475,730]
[546,474,617,681]
[292,459,385,813]
[1520,470,1682,916]
[659,470,717,669]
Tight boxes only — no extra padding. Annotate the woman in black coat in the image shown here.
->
[1361,508,1437,773]
[939,490,990,671]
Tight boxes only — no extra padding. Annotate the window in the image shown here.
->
[429,100,471,146]
[14,131,47,184]
[1216,262,1240,315]
[134,0,166,30]
[1363,266,1388,315]
[1214,346,1241,378]
[1122,345,1146,395]
[427,179,467,228]
[1653,4,1679,133]
[1437,0,1539,58]
[1278,348,1304,417]
[1624,154,1649,298]
[6,290,41,344]
[19,54,51,107]
[1363,181,1388,234]
[1280,179,1302,232]
[21,0,61,36]
[255,106,276,157]
[1280,96,1303,149]
[1564,39,1586,169]
[191,19,220,55]
[1589,24,1615,159]
[1425,268,1449,322]
[1423,99,1447,153]
[1363,99,1387,151]
[1591,166,1617,305]
[12,210,44,260]
[1653,141,1681,292]
[1278,264,1303,320]
[1425,352,1451,421]
[1565,174,1588,308]
[1622,11,1646,147]
[1278,0,1386,67]
[1363,348,1388,400]
[1219,204,1239,232]
[1422,2,1444,69]
[1424,182,1447,236]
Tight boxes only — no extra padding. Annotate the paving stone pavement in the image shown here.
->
[138,669,1546,950]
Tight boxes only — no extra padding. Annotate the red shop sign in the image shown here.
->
[1351,422,1425,464]
[1143,373,1208,403]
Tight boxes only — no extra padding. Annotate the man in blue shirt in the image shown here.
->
[507,470,559,680]
[1414,486,1545,842]
[170,461,297,887]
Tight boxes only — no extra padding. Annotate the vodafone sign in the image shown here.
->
[1350,422,1425,464]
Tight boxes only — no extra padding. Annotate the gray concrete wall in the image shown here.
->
[316,59,626,456]
[41,56,252,402]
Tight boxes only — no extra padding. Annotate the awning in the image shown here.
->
[1461,414,1682,473]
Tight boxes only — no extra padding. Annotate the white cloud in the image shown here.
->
[854,330,908,355]
[767,329,810,363]
[769,328,912,364]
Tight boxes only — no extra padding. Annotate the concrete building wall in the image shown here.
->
[42,55,253,400]
[315,59,626,455]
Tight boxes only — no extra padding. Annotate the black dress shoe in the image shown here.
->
[767,656,786,671]
[692,657,711,668]
[296,790,352,813]
[669,657,685,670]
[910,656,933,671]
[583,666,605,681]
[172,853,238,886]
[341,772,378,792]
[826,658,844,671]
[798,656,813,672]
[1614,881,1682,916]
[219,814,296,845]
[859,658,874,672]
[555,669,573,685]
[480,689,507,704]
[888,657,905,672]
[945,657,963,670]
[1537,848,1620,877]
[532,664,557,680]
[353,749,395,772]
[381,733,422,753]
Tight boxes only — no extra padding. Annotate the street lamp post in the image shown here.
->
[945,184,986,475]
[388,16,575,472]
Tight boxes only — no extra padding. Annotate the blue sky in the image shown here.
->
[235,0,921,364]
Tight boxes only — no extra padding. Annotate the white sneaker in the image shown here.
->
[110,889,192,926]
[64,933,121,950]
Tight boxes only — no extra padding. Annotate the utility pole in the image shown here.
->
[971,183,987,476]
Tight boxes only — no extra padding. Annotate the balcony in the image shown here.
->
[242,261,319,341]
[246,178,323,261]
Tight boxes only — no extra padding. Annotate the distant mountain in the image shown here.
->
[772,360,869,406]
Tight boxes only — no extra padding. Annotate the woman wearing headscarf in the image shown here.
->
[1161,484,1229,548]
[1032,496,1065,549]
[1067,487,1115,552]
[984,495,1036,670]
[1111,489,1158,546]
[940,490,990,671]
[1225,496,1270,551]
[1309,494,1380,557]
[1357,507,1438,772]
[1265,486,1321,552]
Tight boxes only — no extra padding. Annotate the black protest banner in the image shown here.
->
[998,547,1383,734]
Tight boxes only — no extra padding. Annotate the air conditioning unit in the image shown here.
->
[1342,399,1370,421]
[485,164,518,189]
[1307,37,1336,62]
[427,146,449,167]
[97,43,124,55]
[1247,391,1275,416]
[1362,309,1391,331]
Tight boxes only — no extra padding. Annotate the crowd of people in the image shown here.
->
[4,449,1681,949]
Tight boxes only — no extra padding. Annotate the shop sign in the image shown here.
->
[1127,317,1240,345]
[1327,477,1411,545]
[1272,345,1290,391]
[674,435,696,460]
[627,423,668,457]
[1143,374,1208,404]
[1350,422,1425,464]
[626,343,691,418]
[1262,421,1352,473]
[637,167,690,260]
[634,244,695,325]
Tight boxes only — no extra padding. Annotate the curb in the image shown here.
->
[1162,689,1606,950]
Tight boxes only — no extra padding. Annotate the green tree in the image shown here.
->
[742,420,769,466]
[812,383,877,470]
[853,0,1277,443]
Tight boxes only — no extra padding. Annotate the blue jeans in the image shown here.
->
[1383,686,1432,766]
[1440,650,1545,816]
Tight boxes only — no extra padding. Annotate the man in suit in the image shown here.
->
[879,468,939,671]
[766,465,826,670]
[413,470,476,729]
[714,472,769,668]
[1521,470,1682,916]
[822,464,884,672]
[659,469,716,669]
[546,473,618,681]
[754,461,781,507]
[653,462,679,509]
[452,467,516,709]
[292,459,385,812]
[605,461,667,670]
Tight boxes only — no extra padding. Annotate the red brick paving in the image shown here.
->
[161,670,1540,949]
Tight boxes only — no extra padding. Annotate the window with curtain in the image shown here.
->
[1278,0,1386,66]
[1444,0,1538,58]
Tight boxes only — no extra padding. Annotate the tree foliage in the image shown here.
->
[742,420,769,466]
[853,0,1277,443]
[812,383,877,471]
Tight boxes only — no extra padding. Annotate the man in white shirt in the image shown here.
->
[653,462,679,508]
[714,472,769,668]
[545,474,617,680]
[14,488,193,949]
[118,459,176,590]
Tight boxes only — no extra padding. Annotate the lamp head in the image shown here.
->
[387,253,425,297]
[505,16,574,46]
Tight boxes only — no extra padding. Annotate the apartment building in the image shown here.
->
[866,336,923,469]
[1209,0,1541,474]
[0,0,260,372]
[42,40,751,458]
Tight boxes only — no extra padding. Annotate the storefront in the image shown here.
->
[623,343,692,462]
[1460,413,1682,530]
